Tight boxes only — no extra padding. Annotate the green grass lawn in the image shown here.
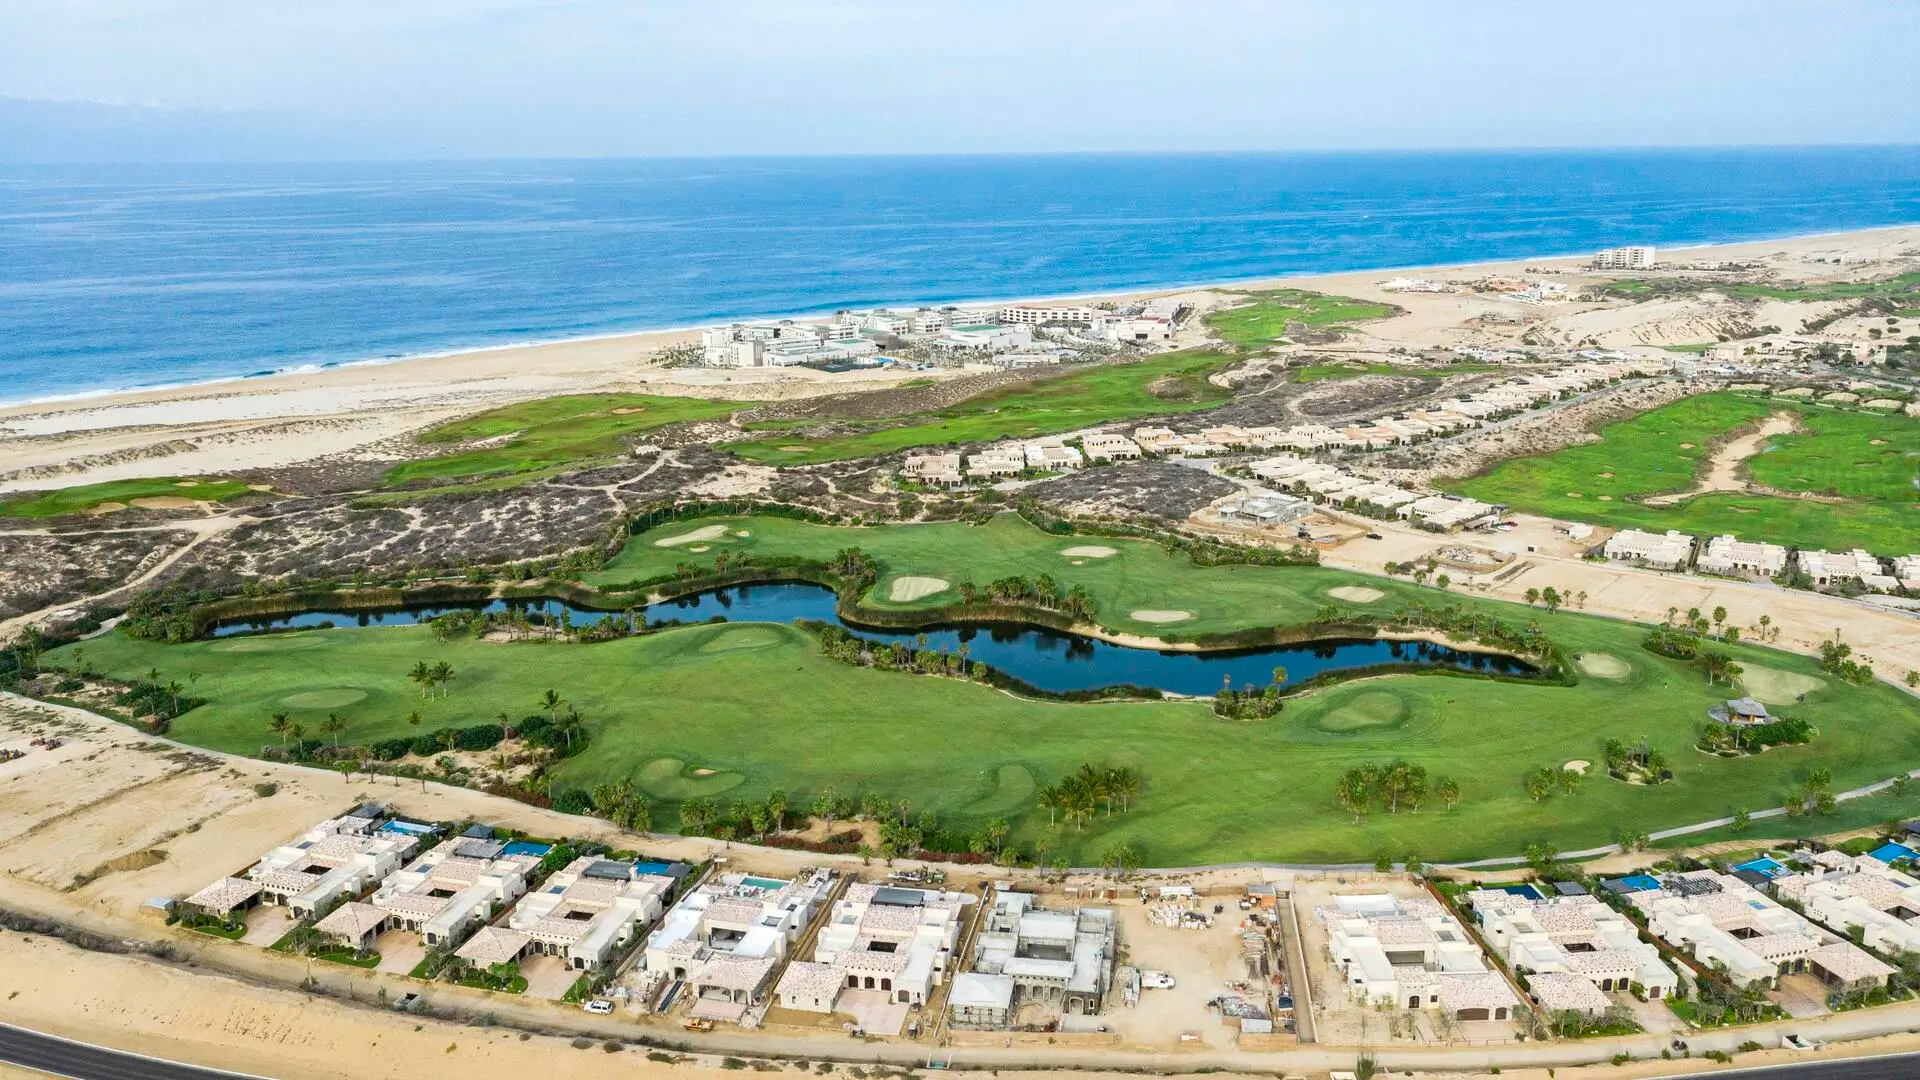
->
[1446,393,1920,552]
[384,393,742,489]
[47,513,1920,865]
[724,350,1238,466]
[1203,289,1398,351]
[0,477,256,518]
[594,512,1434,638]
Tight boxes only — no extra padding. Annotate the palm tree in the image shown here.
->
[165,680,185,717]
[431,661,455,699]
[1106,766,1141,812]
[267,712,293,750]
[539,688,563,721]
[320,712,347,748]
[408,661,432,699]
[554,706,583,749]
[1037,783,1060,827]
[405,710,422,730]
[495,710,513,743]
[287,722,307,746]
[766,789,789,832]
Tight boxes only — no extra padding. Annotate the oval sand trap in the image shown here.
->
[637,757,745,800]
[1576,652,1630,679]
[1062,545,1117,558]
[280,688,367,709]
[889,576,950,602]
[1740,664,1824,705]
[1563,759,1591,774]
[653,524,731,547]
[1131,609,1192,623]
[1328,586,1384,603]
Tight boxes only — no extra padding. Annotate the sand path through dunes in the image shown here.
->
[1642,412,1800,506]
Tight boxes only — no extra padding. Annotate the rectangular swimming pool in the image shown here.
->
[378,820,437,837]
[1490,883,1545,899]
[1870,842,1918,864]
[501,841,552,858]
[1732,857,1789,878]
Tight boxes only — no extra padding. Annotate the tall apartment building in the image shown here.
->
[1592,246,1657,270]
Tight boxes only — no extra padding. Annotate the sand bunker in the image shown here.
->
[1563,760,1591,775]
[687,544,711,553]
[1131,609,1192,623]
[779,445,811,452]
[86,502,128,515]
[1327,586,1385,603]
[1062,545,1117,558]
[1576,652,1630,679]
[889,576,950,602]
[1645,413,1800,507]
[1679,442,1696,449]
[691,768,716,777]
[1741,664,1824,705]
[1565,491,1584,498]
[652,524,730,547]
[130,497,196,510]
[733,529,751,537]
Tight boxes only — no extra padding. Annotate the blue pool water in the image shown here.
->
[501,841,552,858]
[1732,857,1789,878]
[632,861,674,877]
[4,149,1918,404]
[209,582,1534,698]
[1613,874,1662,893]
[1870,842,1918,864]
[741,876,788,890]
[378,820,437,837]
[1490,883,1545,899]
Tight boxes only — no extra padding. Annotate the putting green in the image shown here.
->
[1314,691,1409,733]
[1576,652,1631,679]
[279,688,368,709]
[965,763,1038,816]
[1740,664,1824,705]
[698,627,785,653]
[637,757,745,799]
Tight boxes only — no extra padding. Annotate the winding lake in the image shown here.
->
[210,582,1533,697]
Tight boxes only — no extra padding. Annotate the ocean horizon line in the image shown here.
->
[4,218,1915,414]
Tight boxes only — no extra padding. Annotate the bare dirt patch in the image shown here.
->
[888,575,950,602]
[1327,586,1385,603]
[1130,609,1192,623]
[652,523,731,547]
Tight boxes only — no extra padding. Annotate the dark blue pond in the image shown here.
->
[210,582,1532,697]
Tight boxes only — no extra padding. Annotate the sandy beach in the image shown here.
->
[3,223,1915,494]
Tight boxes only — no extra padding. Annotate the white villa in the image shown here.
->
[506,856,677,972]
[1467,889,1679,1004]
[1081,432,1141,461]
[1797,549,1887,589]
[1321,893,1519,1022]
[243,807,420,921]
[948,891,1115,1028]
[1775,855,1920,964]
[900,453,965,487]
[369,835,542,948]
[964,448,1026,479]
[1696,534,1788,579]
[1628,871,1855,988]
[1603,529,1696,571]
[645,870,836,1019]
[774,882,975,1017]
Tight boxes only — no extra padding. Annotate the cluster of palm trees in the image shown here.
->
[406,661,457,699]
[1336,761,1457,822]
[958,575,1095,618]
[1037,764,1141,831]
[1522,763,1581,802]
[589,780,653,830]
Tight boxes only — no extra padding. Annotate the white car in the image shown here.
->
[1140,971,1176,989]
[584,999,614,1015]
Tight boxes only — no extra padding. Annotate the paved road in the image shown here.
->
[0,1025,266,1080]
[1703,1052,1920,1078]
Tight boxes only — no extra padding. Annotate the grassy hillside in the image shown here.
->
[0,477,255,518]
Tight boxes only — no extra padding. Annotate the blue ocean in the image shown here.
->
[2,148,1917,404]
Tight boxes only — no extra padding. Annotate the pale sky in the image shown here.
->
[3,0,1917,160]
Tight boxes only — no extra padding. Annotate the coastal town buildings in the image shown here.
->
[773,882,974,1017]
[1320,892,1519,1022]
[241,807,420,921]
[1592,246,1657,270]
[1467,889,1679,1004]
[506,856,680,972]
[1626,870,1885,989]
[1602,529,1696,571]
[368,834,541,948]
[1696,535,1789,579]
[947,891,1115,1028]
